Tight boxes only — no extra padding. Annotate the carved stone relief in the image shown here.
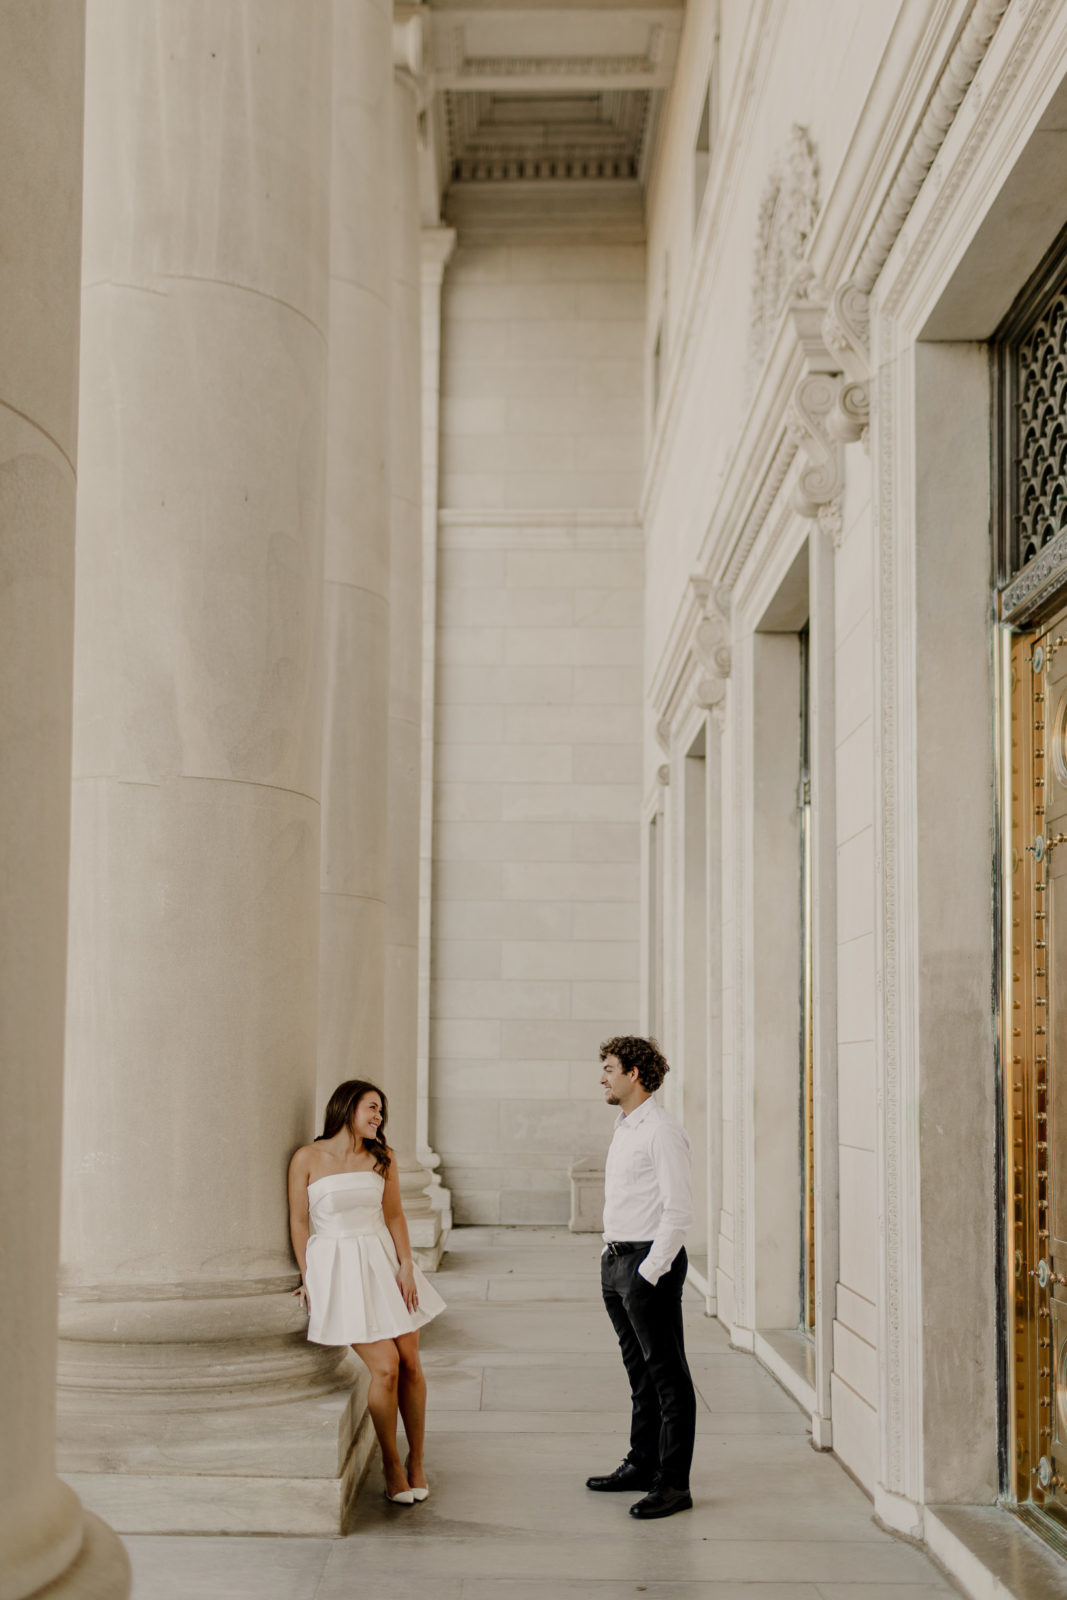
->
[689,577,731,728]
[786,283,871,540]
[748,125,820,384]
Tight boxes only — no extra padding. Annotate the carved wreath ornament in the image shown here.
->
[748,124,819,381]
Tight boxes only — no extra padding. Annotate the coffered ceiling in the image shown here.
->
[423,2,684,195]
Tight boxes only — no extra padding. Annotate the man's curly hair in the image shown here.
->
[599,1035,670,1094]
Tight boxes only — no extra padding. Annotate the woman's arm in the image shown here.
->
[287,1147,313,1309]
[381,1153,419,1313]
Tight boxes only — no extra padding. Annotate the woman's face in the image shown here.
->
[353,1093,384,1142]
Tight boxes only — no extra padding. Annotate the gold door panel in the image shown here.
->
[1009,613,1067,1525]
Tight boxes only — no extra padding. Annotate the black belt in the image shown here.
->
[605,1240,652,1256]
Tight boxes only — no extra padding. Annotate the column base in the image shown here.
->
[59,1359,375,1535]
[399,1161,447,1271]
[569,1155,605,1232]
[419,1147,454,1237]
[32,1512,131,1600]
[407,1204,446,1272]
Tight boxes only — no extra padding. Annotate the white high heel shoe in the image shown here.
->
[409,1485,429,1502]
[384,1489,417,1505]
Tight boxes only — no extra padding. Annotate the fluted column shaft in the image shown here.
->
[385,25,440,1258]
[0,5,128,1595]
[317,0,394,1114]
[62,0,336,1403]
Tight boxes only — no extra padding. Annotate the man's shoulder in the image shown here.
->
[646,1103,691,1146]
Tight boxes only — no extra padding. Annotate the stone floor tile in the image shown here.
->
[313,1563,462,1600]
[314,1533,943,1586]
[462,1583,824,1600]
[125,1535,330,1600]
[421,1304,613,1355]
[480,1360,644,1413]
[123,1228,955,1600]
[424,1408,630,1434]
[488,1273,607,1301]
[425,1271,490,1303]
[816,1588,957,1600]
[425,1366,484,1410]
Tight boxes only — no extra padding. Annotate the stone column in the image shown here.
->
[0,9,130,1595]
[58,0,368,1534]
[318,0,394,1116]
[386,12,442,1267]
[416,225,457,1235]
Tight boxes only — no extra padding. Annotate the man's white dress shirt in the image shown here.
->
[603,1097,693,1285]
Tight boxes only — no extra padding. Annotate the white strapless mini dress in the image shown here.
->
[304,1171,446,1346]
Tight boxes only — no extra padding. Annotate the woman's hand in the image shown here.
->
[292,1283,309,1313]
[396,1259,419,1314]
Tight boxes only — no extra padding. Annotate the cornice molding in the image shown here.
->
[852,0,1010,294]
[879,0,1062,321]
[641,0,1011,538]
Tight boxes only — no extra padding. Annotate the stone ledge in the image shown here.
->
[60,1372,374,1535]
[752,1328,817,1417]
[925,1502,1067,1600]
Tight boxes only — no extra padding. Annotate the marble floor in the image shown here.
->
[126,1228,957,1600]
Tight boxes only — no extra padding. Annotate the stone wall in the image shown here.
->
[432,225,645,1223]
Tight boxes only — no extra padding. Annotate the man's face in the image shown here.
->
[600,1053,637,1105]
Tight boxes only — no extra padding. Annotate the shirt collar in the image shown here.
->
[614,1095,657,1131]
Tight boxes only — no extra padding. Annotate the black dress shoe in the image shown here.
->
[585,1461,654,1492]
[629,1485,693,1519]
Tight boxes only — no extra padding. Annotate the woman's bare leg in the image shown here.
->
[395,1331,428,1488]
[353,1338,408,1496]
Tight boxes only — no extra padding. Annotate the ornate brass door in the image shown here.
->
[1009,612,1067,1524]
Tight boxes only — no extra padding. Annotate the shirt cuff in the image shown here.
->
[637,1261,659,1285]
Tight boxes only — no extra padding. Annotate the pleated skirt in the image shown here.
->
[305,1224,446,1346]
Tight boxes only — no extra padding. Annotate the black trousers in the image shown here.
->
[600,1245,696,1491]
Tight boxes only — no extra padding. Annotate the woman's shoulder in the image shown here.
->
[288,1142,319,1174]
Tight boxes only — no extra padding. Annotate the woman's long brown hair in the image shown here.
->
[316,1080,391,1176]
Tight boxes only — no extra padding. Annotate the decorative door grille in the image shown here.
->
[997,229,1067,619]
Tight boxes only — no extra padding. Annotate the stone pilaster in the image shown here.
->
[0,5,129,1595]
[318,0,395,1116]
[386,9,442,1266]
[417,224,457,1239]
[58,0,368,1534]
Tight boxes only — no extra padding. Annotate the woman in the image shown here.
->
[288,1080,445,1505]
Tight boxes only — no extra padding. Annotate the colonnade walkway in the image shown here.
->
[127,1229,956,1599]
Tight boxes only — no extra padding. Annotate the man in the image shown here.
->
[587,1034,696,1519]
